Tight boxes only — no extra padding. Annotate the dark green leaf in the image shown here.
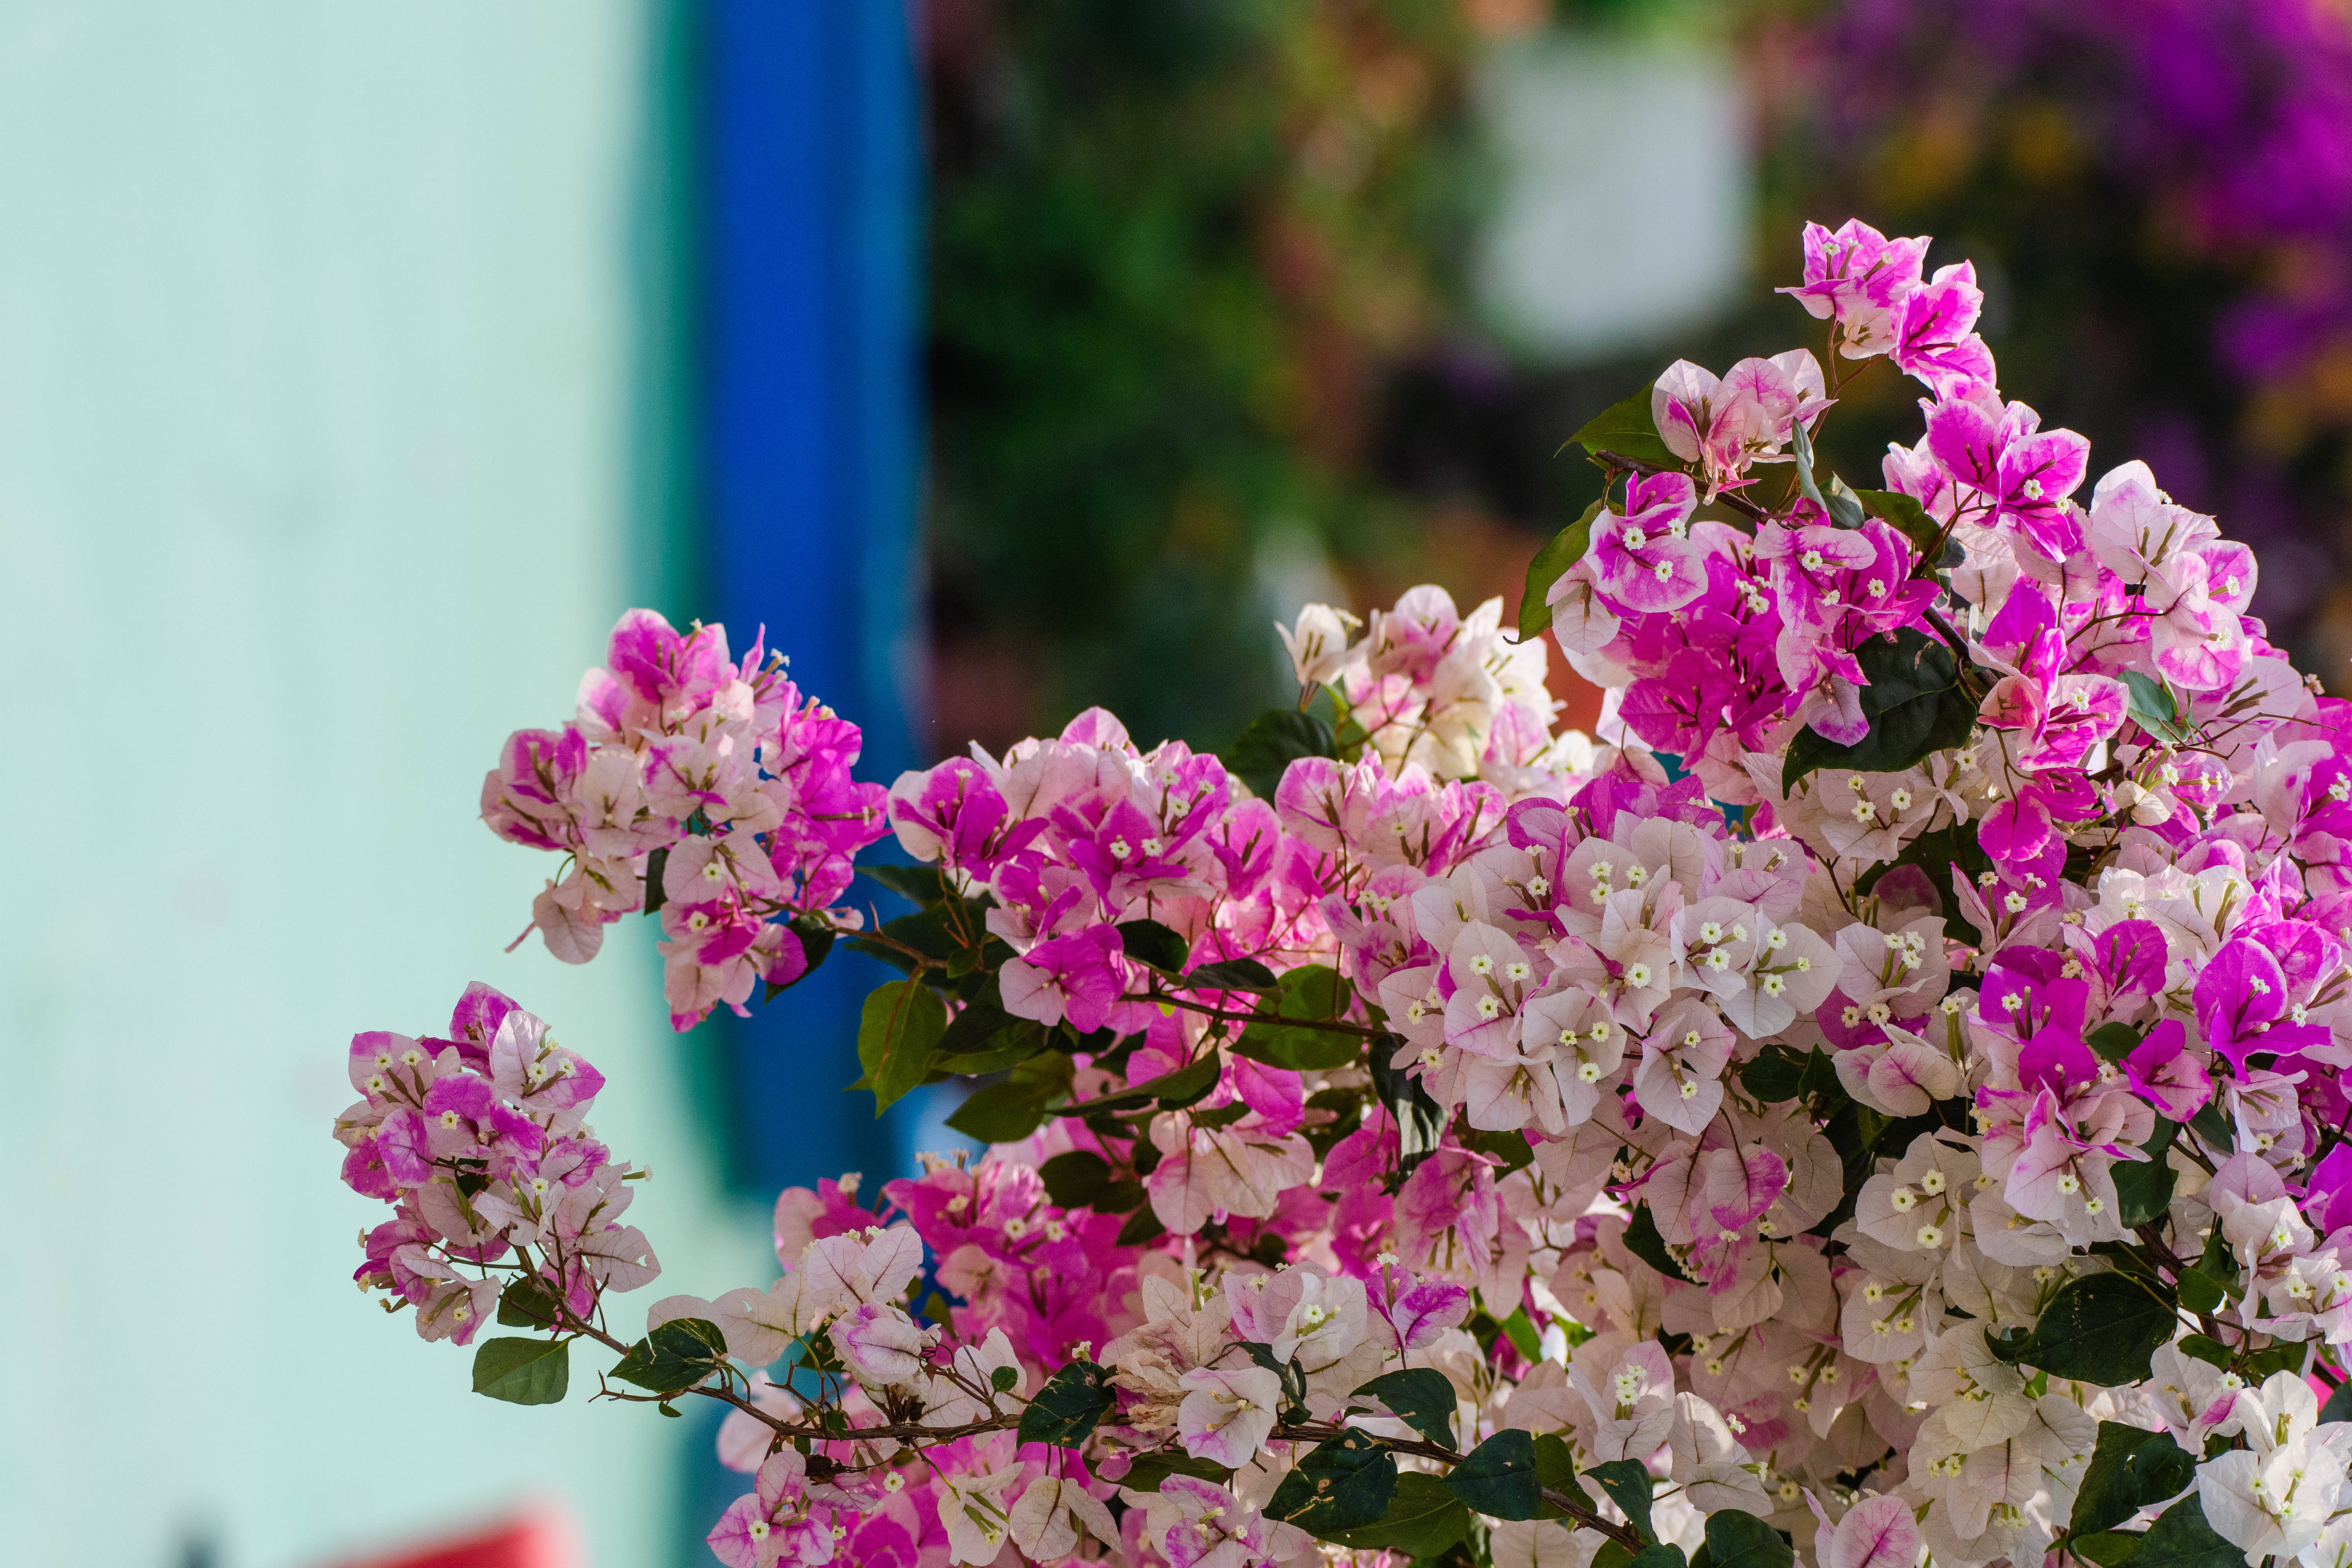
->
[1852,486,1956,564]
[1534,1433,1578,1491]
[1517,499,1603,642]
[2323,1377,2352,1425]
[858,979,949,1114]
[2071,1530,2145,1568]
[1018,1361,1114,1447]
[933,1017,1053,1076]
[1118,1450,1232,1492]
[1791,420,1832,518]
[641,846,670,916]
[2113,1119,2180,1229]
[1583,1458,1657,1542]
[1622,1205,1696,1285]
[1117,918,1191,974]
[1229,708,1338,801]
[1571,383,1679,468]
[2188,1101,2235,1154]
[2087,1023,2143,1062]
[472,1336,570,1405]
[1116,1206,1167,1245]
[1704,1509,1795,1568]
[946,1051,1074,1144]
[1448,1429,1542,1520]
[497,1274,564,1330]
[1825,473,1868,531]
[1370,1034,1444,1179]
[990,1364,1019,1393]
[2175,1268,2227,1316]
[1268,1430,1399,1536]
[2019,1272,2179,1386]
[1350,1367,1459,1448]
[2122,672,2194,749]
[2073,1424,2197,1537]
[2176,1335,2231,1372]
[1183,956,1280,993]
[1323,1472,1470,1557]
[1040,1151,1112,1207]
[933,998,1013,1058]
[2131,1494,2241,1568]
[1628,1546,1690,1568]
[1234,965,1360,1071]
[1498,1306,1543,1363]
[611,1318,728,1392]
[1055,1052,1222,1118]
[1783,626,1980,789]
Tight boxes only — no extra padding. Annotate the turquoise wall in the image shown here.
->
[0,4,760,1564]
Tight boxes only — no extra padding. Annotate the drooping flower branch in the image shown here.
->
[338,217,2352,1568]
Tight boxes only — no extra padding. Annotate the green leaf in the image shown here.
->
[2071,1530,2145,1568]
[1233,964,1360,1071]
[1583,1458,1657,1542]
[2122,671,2195,749]
[1498,1305,1544,1363]
[1040,1150,1112,1207]
[1852,486,1956,564]
[1018,1361,1115,1448]
[1447,1428,1543,1520]
[2176,1334,2231,1372]
[1118,1451,1232,1493]
[1790,420,1833,518]
[2175,1267,2227,1316]
[1350,1367,1459,1448]
[1622,1204,1696,1284]
[2087,1023,2143,1062]
[611,1318,729,1392]
[2113,1119,2180,1229]
[641,846,670,915]
[1229,708,1338,801]
[1116,918,1191,975]
[2073,1423,2197,1537]
[2018,1272,2179,1386]
[1570,383,1679,468]
[1182,956,1280,993]
[1369,1033,1444,1179]
[1825,473,1869,531]
[1628,1546,1690,1568]
[946,1051,1074,1144]
[1534,1432,1578,1491]
[1517,499,1603,642]
[471,1336,570,1405]
[2188,1100,2235,1154]
[1268,1430,1400,1536]
[933,1016,1053,1076]
[1783,626,1980,790]
[1058,1052,1223,1118]
[766,913,838,999]
[1323,1472,1470,1557]
[858,979,949,1114]
[1704,1509,1795,1568]
[2131,1494,2242,1568]
[497,1274,564,1330]
[2322,1377,2352,1425]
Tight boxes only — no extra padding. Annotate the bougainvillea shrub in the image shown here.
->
[338,219,2352,1568]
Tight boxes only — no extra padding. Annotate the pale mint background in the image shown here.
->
[0,5,767,1565]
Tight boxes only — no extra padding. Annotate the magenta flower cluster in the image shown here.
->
[480,610,888,1028]
[342,219,2352,1568]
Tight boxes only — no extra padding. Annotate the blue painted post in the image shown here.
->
[706,0,926,1196]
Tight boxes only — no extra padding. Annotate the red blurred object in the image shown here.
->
[319,1508,581,1568]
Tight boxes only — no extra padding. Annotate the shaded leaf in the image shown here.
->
[1704,1509,1794,1568]
[933,1016,1053,1076]
[1571,383,1679,468]
[1783,626,1979,789]
[2122,672,2194,748]
[2113,1119,2180,1230]
[472,1336,570,1405]
[2018,1272,2178,1386]
[1229,709,1338,801]
[860,863,946,905]
[2073,1423,2196,1537]
[1622,1205,1696,1284]
[1118,1450,1232,1493]
[1583,1458,1657,1542]
[2071,1530,2144,1568]
[1369,1032,1444,1181]
[1040,1151,1112,1208]
[946,1051,1074,1144]
[1324,1472,1471,1558]
[2132,1494,2241,1568]
[858,979,949,1115]
[1181,956,1280,993]
[1517,499,1604,642]
[2321,1376,2352,1425]
[1116,918,1191,975]
[1852,486,1957,565]
[1234,965,1360,1071]
[1448,1429,1542,1520]
[1018,1361,1114,1447]
[1268,1430,1399,1536]
[1351,1367,1459,1448]
[497,1274,564,1330]
[611,1318,728,1393]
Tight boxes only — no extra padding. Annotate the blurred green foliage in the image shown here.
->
[926,0,1488,753]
